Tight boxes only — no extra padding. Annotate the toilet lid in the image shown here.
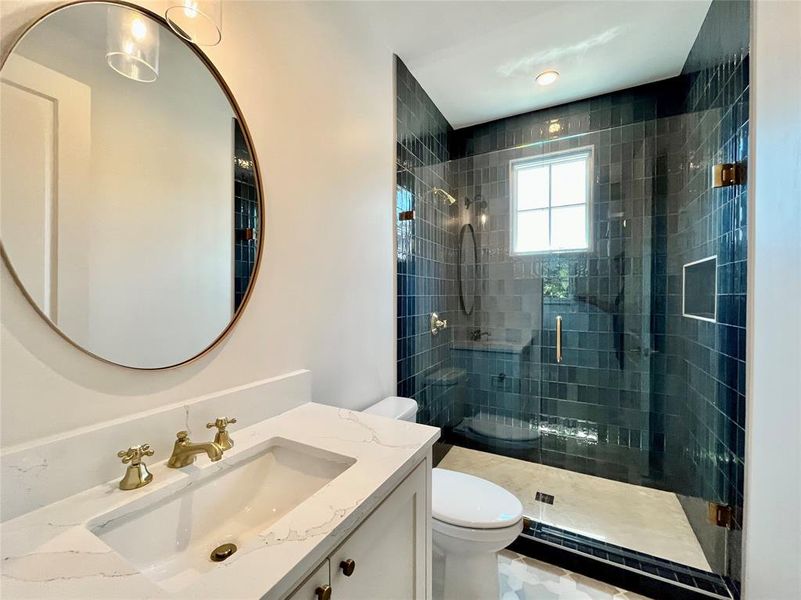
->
[432,468,523,529]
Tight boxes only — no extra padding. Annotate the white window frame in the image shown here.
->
[509,146,594,255]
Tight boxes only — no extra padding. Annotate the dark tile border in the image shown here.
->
[510,520,733,600]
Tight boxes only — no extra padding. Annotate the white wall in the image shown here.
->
[88,26,233,367]
[85,26,235,367]
[0,0,395,447]
[743,1,801,598]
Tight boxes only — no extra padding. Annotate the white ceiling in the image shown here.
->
[354,1,711,129]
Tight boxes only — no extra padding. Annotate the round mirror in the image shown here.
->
[458,224,477,315]
[0,2,262,369]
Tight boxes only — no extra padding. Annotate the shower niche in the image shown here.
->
[683,256,718,322]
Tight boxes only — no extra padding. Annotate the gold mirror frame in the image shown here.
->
[0,0,265,370]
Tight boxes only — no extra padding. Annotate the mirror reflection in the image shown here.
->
[0,2,260,369]
[458,224,477,315]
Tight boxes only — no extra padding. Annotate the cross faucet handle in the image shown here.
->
[206,417,237,431]
[116,444,154,490]
[117,444,154,465]
[205,417,237,450]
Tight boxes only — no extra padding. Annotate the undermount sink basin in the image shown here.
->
[89,438,355,592]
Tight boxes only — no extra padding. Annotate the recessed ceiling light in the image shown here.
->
[536,70,560,86]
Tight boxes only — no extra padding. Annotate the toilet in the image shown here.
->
[364,397,524,600]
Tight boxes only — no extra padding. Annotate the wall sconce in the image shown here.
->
[106,6,159,82]
[165,0,222,46]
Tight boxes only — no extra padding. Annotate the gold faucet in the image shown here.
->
[167,431,224,468]
[117,444,155,490]
[206,416,237,450]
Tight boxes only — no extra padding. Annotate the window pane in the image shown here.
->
[516,165,549,210]
[551,205,587,250]
[551,158,587,207]
[516,209,548,253]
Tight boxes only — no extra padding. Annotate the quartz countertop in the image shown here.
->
[0,403,440,599]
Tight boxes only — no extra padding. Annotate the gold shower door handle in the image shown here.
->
[556,316,563,363]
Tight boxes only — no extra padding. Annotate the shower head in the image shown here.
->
[432,187,458,205]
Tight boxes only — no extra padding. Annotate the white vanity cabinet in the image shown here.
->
[285,460,430,600]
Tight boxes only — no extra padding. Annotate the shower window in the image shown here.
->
[510,148,592,254]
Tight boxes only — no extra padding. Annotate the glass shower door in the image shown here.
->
[446,146,544,458]
[446,124,657,485]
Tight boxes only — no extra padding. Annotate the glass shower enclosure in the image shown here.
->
[416,125,660,485]
[397,107,747,586]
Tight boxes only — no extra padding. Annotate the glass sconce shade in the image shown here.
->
[165,0,222,46]
[105,6,159,83]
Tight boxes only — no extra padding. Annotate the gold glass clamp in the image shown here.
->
[116,444,155,490]
[206,417,237,450]
[712,163,745,188]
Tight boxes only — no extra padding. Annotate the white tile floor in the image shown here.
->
[497,550,651,600]
[439,446,710,571]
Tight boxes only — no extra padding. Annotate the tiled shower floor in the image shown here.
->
[438,446,711,572]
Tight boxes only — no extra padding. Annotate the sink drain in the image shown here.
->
[210,543,237,562]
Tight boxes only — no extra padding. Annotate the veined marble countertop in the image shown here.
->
[0,403,440,599]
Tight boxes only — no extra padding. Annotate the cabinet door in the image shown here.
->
[331,461,429,600]
[286,559,330,600]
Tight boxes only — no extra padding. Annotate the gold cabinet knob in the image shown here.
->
[314,584,332,600]
[339,558,356,577]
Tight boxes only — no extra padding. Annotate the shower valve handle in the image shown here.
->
[430,313,448,336]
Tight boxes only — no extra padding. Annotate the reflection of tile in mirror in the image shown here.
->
[683,256,717,321]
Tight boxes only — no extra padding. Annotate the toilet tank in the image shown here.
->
[364,396,418,422]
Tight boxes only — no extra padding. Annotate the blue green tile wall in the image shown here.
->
[666,0,749,586]
[395,57,458,426]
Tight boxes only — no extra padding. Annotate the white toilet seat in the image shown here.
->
[432,516,523,543]
[432,468,523,529]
